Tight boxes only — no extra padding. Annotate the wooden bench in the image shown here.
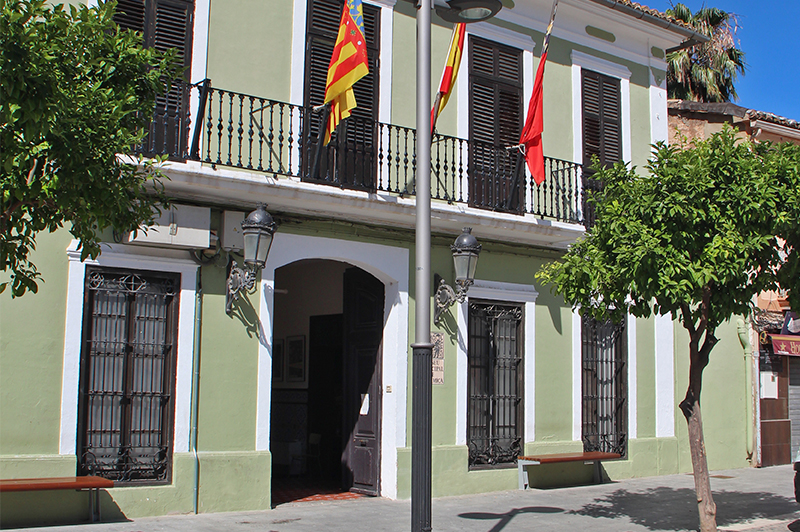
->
[0,476,114,522]
[517,451,621,490]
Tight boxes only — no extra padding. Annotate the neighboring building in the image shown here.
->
[668,100,800,468]
[1,0,758,526]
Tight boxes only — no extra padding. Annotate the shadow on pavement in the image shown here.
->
[788,519,800,531]
[459,506,564,532]
[568,487,797,531]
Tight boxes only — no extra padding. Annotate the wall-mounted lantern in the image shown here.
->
[226,204,277,314]
[433,227,481,324]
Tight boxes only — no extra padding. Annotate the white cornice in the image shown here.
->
[160,162,584,249]
[751,119,800,142]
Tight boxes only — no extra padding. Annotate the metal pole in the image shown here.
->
[411,0,432,529]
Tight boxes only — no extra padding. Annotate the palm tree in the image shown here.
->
[666,3,746,103]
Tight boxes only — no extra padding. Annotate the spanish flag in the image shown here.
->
[519,0,559,186]
[323,0,370,145]
[431,23,466,135]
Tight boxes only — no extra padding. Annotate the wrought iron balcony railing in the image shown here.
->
[146,80,584,225]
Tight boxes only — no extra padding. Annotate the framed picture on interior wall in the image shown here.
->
[272,339,284,383]
[285,335,307,387]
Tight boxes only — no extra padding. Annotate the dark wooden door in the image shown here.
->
[760,350,790,466]
[342,268,384,495]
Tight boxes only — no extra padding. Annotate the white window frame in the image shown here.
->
[60,242,198,457]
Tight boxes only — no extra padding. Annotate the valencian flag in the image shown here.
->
[519,0,559,185]
[431,23,466,135]
[323,0,370,145]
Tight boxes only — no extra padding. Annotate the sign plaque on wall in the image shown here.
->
[432,332,445,385]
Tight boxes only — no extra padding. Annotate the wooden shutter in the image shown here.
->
[468,36,523,212]
[581,69,620,227]
[304,0,380,189]
[113,0,193,159]
[581,69,621,170]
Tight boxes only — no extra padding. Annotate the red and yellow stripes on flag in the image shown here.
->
[431,22,466,135]
[519,0,559,185]
[323,0,370,145]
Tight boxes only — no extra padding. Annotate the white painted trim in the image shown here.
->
[571,50,632,82]
[187,0,210,144]
[455,280,538,446]
[289,0,308,106]
[492,2,688,70]
[572,309,582,441]
[60,242,198,456]
[627,314,637,440]
[466,21,536,52]
[655,313,675,438]
[649,67,668,147]
[255,233,409,500]
[571,51,632,167]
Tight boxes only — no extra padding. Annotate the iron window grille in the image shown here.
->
[581,314,627,456]
[467,302,524,468]
[77,268,179,483]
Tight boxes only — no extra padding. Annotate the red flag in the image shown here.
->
[431,23,466,135]
[519,51,548,185]
[323,0,370,145]
[519,0,559,186]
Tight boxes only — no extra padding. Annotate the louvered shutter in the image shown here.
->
[304,0,379,190]
[581,70,620,170]
[468,36,523,213]
[114,0,193,160]
[581,69,621,227]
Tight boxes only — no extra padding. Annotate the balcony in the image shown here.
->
[145,81,585,226]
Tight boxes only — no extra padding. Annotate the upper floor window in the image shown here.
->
[304,0,380,190]
[114,0,195,159]
[468,36,524,214]
[581,69,621,228]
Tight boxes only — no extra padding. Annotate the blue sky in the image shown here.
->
[643,0,800,122]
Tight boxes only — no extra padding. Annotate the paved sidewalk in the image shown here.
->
[15,465,800,532]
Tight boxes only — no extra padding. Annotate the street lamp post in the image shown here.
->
[411,0,433,528]
[411,2,498,530]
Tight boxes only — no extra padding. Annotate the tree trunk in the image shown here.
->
[682,397,717,532]
[678,302,718,532]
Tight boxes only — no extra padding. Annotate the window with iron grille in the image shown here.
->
[467,301,524,468]
[304,0,380,189]
[468,36,524,213]
[113,0,194,159]
[581,314,627,455]
[77,268,179,483]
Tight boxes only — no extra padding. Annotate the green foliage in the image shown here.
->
[0,0,177,296]
[666,3,746,102]
[537,126,800,331]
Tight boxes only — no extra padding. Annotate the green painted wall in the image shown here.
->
[196,262,260,452]
[0,229,71,455]
[636,317,656,438]
[206,0,293,100]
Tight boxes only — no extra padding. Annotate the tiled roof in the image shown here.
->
[588,0,697,33]
[611,0,695,30]
[746,110,800,131]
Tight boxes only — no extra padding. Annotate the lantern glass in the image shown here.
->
[453,251,478,283]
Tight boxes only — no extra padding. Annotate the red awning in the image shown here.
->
[771,334,800,356]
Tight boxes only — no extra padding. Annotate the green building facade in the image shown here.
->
[0,0,756,526]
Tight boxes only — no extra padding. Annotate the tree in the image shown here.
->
[666,3,746,103]
[537,127,800,532]
[1,0,177,297]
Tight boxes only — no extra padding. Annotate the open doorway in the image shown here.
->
[270,260,384,505]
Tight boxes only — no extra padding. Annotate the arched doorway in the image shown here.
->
[269,259,384,503]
